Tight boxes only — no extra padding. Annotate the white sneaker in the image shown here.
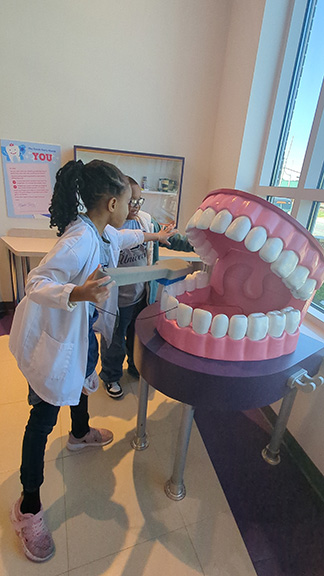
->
[104,381,124,398]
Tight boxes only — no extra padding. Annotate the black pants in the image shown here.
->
[100,296,147,382]
[20,393,89,493]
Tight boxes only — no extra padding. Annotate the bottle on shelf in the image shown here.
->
[141,176,149,190]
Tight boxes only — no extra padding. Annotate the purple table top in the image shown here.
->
[134,303,324,411]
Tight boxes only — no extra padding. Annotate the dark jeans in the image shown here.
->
[100,296,147,383]
[21,392,90,492]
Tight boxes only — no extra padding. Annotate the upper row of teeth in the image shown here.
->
[160,291,300,341]
[185,208,317,301]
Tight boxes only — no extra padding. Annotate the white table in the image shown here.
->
[1,236,57,304]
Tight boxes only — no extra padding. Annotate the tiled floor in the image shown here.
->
[0,332,257,576]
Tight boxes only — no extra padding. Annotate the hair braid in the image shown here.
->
[49,159,128,236]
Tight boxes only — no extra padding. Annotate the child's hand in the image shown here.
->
[158,223,179,246]
[70,267,116,304]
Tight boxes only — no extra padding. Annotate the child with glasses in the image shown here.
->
[100,176,194,398]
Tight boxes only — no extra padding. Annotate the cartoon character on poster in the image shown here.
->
[1,142,26,162]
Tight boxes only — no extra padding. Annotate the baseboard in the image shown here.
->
[261,405,324,503]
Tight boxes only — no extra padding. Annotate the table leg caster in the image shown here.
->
[261,444,281,465]
[131,434,149,451]
[164,478,186,501]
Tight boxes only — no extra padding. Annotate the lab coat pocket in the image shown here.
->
[30,331,74,382]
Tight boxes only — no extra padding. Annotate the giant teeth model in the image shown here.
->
[156,189,324,361]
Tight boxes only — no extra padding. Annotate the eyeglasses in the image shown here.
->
[129,197,145,208]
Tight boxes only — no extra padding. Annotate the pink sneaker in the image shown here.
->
[66,427,113,451]
[10,497,55,562]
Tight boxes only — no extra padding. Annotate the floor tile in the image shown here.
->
[0,358,29,405]
[62,436,185,570]
[0,334,11,357]
[69,527,204,576]
[187,514,257,576]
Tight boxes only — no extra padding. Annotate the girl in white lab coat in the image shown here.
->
[9,159,169,563]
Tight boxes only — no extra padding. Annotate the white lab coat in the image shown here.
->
[9,216,144,406]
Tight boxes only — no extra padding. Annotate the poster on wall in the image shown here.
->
[1,139,61,217]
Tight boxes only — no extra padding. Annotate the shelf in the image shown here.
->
[142,190,178,196]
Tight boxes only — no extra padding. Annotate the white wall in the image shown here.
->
[208,0,266,190]
[0,0,232,300]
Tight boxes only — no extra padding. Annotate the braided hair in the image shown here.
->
[49,159,128,236]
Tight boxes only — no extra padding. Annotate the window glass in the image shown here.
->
[268,196,294,215]
[308,199,324,311]
[271,0,324,188]
[255,1,324,316]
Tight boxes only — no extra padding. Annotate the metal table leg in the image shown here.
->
[262,386,298,465]
[165,403,195,500]
[21,255,30,288]
[131,375,150,451]
[8,251,18,306]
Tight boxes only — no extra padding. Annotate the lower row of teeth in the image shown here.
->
[160,293,300,341]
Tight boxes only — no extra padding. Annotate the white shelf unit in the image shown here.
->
[74,146,185,224]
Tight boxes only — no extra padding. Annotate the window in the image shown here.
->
[269,0,323,190]
[255,0,324,313]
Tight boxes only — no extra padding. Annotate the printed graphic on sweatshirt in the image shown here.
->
[118,243,147,267]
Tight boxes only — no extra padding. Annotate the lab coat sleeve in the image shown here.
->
[117,228,145,250]
[25,239,87,310]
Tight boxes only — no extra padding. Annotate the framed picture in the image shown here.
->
[74,145,185,225]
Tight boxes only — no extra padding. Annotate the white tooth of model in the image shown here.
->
[209,209,233,234]
[283,308,301,334]
[160,290,169,311]
[185,209,203,231]
[259,237,284,263]
[281,306,293,314]
[173,279,186,296]
[165,283,177,297]
[292,277,317,300]
[202,248,218,266]
[244,227,267,252]
[192,309,212,334]
[225,216,252,242]
[271,250,299,279]
[283,266,310,291]
[166,296,179,320]
[266,310,286,338]
[210,314,229,338]
[188,232,206,249]
[196,240,212,258]
[228,315,248,340]
[196,271,209,289]
[185,228,201,244]
[247,313,269,341]
[177,303,193,327]
[184,273,196,292]
[196,207,216,229]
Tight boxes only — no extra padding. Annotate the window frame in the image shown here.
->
[239,0,324,321]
